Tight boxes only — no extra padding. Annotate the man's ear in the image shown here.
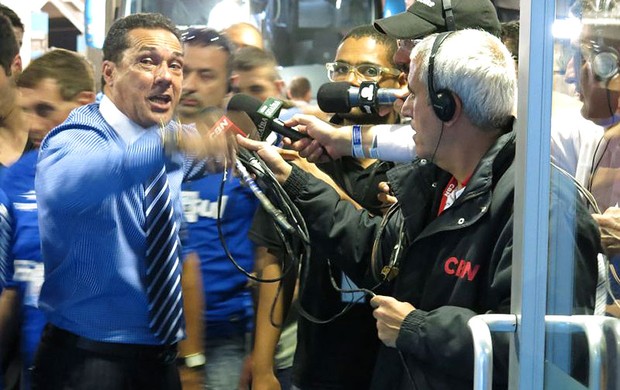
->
[397,71,407,88]
[275,79,286,96]
[75,91,97,106]
[11,54,22,75]
[229,73,239,91]
[101,61,115,87]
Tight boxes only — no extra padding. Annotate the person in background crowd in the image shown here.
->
[177,26,259,390]
[0,14,26,390]
[231,46,286,104]
[0,4,23,49]
[224,22,264,50]
[286,77,312,106]
[0,13,27,181]
[31,13,232,390]
[500,20,519,65]
[238,28,600,389]
[0,48,96,390]
[228,43,299,390]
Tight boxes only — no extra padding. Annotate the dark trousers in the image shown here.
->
[32,324,181,390]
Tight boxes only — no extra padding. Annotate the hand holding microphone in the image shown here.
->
[226,94,310,142]
[236,135,293,185]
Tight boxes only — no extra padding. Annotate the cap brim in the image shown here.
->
[374,11,438,40]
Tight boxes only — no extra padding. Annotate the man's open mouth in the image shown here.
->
[149,95,172,104]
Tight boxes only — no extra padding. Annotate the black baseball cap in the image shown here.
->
[374,0,501,39]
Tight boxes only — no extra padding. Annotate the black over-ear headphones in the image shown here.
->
[590,45,620,83]
[428,31,456,122]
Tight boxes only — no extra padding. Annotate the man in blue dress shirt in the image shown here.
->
[32,13,225,390]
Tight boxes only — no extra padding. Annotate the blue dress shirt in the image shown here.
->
[36,100,205,345]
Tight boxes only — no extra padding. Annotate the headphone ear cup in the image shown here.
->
[592,51,619,81]
[432,89,456,122]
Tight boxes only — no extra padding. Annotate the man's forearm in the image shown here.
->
[341,124,416,162]
[179,252,205,357]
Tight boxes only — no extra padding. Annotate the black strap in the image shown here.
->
[443,0,456,31]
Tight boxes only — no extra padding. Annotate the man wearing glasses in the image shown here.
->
[317,24,406,211]
[249,25,405,390]
[325,26,405,127]
[284,0,502,164]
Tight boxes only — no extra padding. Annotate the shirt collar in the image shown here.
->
[99,95,158,146]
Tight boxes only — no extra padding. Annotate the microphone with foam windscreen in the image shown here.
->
[317,81,401,114]
[227,94,310,142]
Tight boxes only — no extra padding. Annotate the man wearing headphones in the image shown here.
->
[551,2,620,317]
[237,29,599,389]
[284,0,502,164]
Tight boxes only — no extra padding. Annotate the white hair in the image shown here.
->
[411,29,517,131]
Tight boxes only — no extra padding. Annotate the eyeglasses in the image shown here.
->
[181,28,232,54]
[325,61,401,82]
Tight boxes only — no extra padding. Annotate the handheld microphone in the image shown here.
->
[235,149,295,234]
[317,81,400,114]
[227,94,310,142]
[207,113,296,234]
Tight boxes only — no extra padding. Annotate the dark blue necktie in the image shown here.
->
[144,165,184,344]
[0,203,11,288]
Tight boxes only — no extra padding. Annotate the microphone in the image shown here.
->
[317,81,400,114]
[227,94,310,142]
[235,149,295,234]
[207,113,296,234]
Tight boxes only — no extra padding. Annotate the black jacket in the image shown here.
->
[282,131,600,389]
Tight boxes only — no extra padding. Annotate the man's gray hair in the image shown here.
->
[411,29,516,131]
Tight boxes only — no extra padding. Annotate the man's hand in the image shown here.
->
[370,295,415,348]
[252,371,282,390]
[176,114,238,173]
[236,135,292,183]
[238,354,252,390]
[377,181,398,213]
[284,114,350,163]
[178,366,206,390]
[593,206,620,257]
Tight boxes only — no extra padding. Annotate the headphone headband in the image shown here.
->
[428,32,456,122]
[442,0,455,32]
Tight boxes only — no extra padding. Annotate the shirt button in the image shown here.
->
[457,218,465,225]
[431,182,437,188]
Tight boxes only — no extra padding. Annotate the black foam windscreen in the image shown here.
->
[227,93,263,116]
[317,82,353,113]
[227,94,309,141]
